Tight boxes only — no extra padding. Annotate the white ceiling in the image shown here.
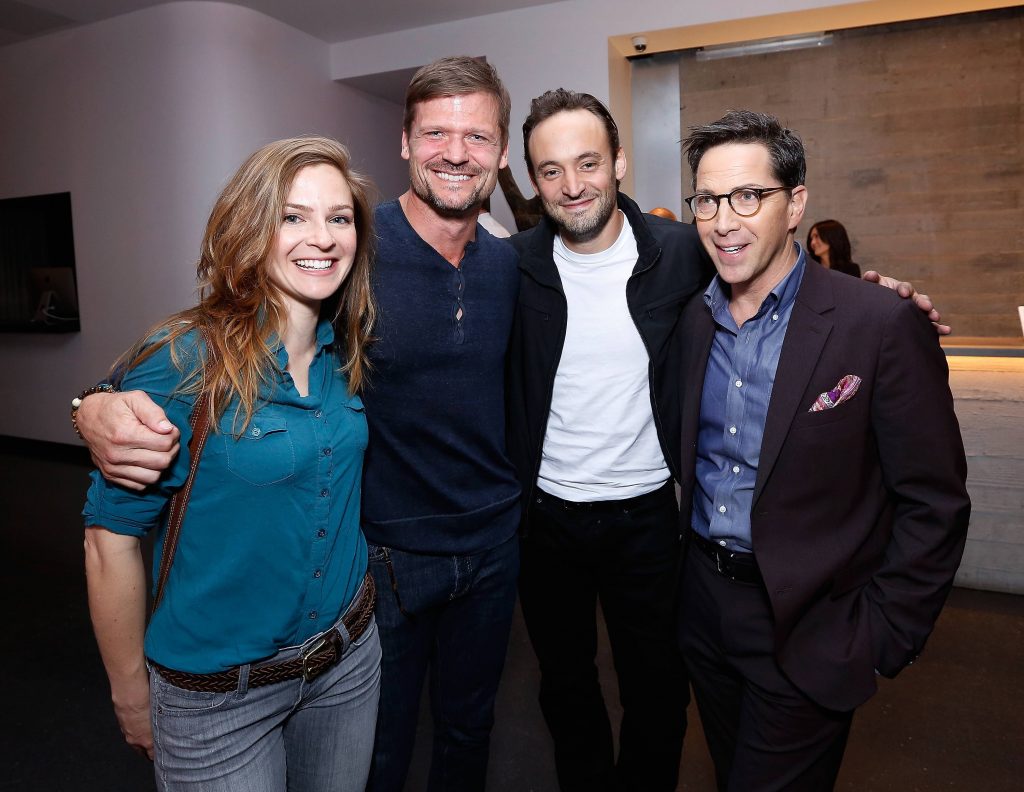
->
[0,0,569,47]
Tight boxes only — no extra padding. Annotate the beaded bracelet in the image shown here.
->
[70,383,115,439]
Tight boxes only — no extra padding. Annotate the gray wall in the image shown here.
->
[0,1,405,443]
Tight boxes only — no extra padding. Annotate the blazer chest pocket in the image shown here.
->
[790,393,867,431]
[222,416,295,486]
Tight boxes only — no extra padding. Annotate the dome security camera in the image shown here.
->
[631,36,648,53]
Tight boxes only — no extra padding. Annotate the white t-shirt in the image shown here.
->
[537,213,670,501]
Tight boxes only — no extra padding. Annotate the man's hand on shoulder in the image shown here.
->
[862,270,951,335]
[77,390,180,490]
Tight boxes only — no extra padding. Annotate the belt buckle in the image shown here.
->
[300,631,338,682]
[716,549,738,581]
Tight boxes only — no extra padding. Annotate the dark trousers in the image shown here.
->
[365,534,520,792]
[518,482,688,792]
[678,543,854,792]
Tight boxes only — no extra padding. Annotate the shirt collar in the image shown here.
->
[703,242,807,327]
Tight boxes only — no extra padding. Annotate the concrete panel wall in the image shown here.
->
[950,358,1024,594]
[678,7,1024,339]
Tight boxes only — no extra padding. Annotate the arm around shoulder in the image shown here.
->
[862,269,951,335]
[75,330,207,489]
[82,336,201,532]
[77,390,181,490]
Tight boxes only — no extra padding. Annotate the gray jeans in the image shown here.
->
[150,618,381,792]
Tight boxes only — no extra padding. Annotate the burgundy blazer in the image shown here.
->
[676,259,970,711]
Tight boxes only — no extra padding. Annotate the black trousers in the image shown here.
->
[678,543,854,792]
[518,481,688,792]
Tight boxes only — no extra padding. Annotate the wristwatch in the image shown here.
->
[71,383,115,439]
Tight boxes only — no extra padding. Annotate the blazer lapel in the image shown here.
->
[753,263,835,504]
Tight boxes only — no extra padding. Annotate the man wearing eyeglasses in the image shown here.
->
[675,109,970,791]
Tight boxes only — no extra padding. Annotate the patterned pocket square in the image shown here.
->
[809,374,862,412]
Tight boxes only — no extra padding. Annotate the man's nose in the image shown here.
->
[713,199,740,234]
[562,171,584,197]
[444,135,468,164]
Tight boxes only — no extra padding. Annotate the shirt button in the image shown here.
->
[308,610,318,620]
[729,426,737,435]
[732,465,740,474]
[317,529,326,538]
[320,488,329,497]
[314,410,323,419]
[323,447,332,456]
[718,505,727,514]
[734,379,742,388]
[313,569,322,579]
[772,313,779,321]
[719,539,728,547]
[251,427,261,437]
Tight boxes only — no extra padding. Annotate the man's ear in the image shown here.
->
[788,185,807,232]
[498,141,509,171]
[401,129,410,161]
[614,147,627,182]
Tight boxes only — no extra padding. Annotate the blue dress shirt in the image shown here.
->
[692,246,807,552]
[83,320,368,673]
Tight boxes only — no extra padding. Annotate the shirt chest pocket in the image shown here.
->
[222,416,296,486]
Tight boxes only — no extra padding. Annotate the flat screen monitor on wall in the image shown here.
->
[0,191,80,332]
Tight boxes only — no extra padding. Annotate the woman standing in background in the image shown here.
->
[807,218,861,277]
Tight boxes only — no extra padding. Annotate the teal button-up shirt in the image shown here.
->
[84,320,368,673]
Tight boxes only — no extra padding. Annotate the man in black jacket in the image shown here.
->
[506,88,712,792]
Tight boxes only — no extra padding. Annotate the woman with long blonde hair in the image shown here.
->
[83,136,380,791]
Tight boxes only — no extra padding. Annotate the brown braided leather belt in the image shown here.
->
[152,573,376,693]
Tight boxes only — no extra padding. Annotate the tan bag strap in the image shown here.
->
[152,330,215,614]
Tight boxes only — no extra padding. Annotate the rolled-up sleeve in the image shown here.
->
[82,334,200,536]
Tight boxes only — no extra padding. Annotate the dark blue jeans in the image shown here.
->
[519,482,688,792]
[365,534,519,792]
